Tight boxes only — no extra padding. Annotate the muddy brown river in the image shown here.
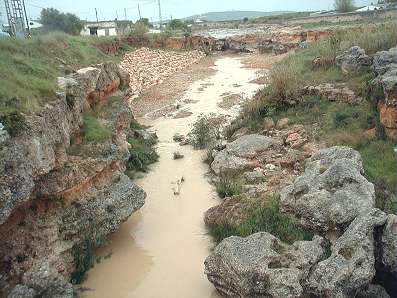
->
[83,56,261,298]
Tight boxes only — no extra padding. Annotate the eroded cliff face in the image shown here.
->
[0,62,146,297]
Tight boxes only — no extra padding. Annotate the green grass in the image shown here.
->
[83,115,112,143]
[361,140,397,188]
[0,32,133,120]
[215,171,243,198]
[209,195,313,244]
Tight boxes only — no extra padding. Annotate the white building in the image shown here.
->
[81,21,131,37]
[356,5,381,11]
[27,20,42,30]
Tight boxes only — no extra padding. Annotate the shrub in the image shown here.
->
[166,19,192,35]
[0,111,24,137]
[126,138,159,174]
[128,23,149,40]
[173,151,184,160]
[71,234,106,284]
[209,195,313,244]
[189,114,225,149]
[83,115,112,143]
[268,57,302,104]
[334,0,355,13]
[216,171,243,198]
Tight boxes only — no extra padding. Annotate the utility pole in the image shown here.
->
[157,0,162,29]
[124,8,127,20]
[95,8,98,22]
[137,3,142,20]
[21,0,29,35]
[116,10,118,20]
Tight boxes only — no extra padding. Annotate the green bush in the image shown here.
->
[0,111,24,137]
[71,235,106,284]
[173,151,184,160]
[126,138,159,174]
[189,114,224,149]
[209,195,313,244]
[216,171,243,198]
[128,23,149,40]
[83,115,112,143]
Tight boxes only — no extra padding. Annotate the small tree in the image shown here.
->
[136,18,153,28]
[334,0,355,12]
[40,8,83,35]
[166,19,191,35]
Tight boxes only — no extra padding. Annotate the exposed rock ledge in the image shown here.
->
[205,147,396,297]
[0,62,146,296]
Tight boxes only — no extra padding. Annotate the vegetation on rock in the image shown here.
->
[209,195,313,244]
[215,170,243,199]
[228,23,397,213]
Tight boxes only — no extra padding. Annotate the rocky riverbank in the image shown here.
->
[0,62,148,297]
[205,144,397,297]
[202,37,397,297]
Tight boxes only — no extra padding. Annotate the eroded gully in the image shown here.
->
[82,56,262,298]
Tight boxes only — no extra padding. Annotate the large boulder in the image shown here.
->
[336,46,373,74]
[9,261,76,298]
[308,209,388,297]
[211,134,281,175]
[204,232,325,297]
[280,146,375,234]
[372,47,397,76]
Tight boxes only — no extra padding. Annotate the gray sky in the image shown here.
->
[1,0,371,23]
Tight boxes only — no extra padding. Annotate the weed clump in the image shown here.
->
[126,137,159,175]
[173,151,184,160]
[215,170,243,199]
[71,235,106,284]
[189,114,225,149]
[83,115,112,143]
[209,195,313,244]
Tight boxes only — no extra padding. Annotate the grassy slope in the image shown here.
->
[0,33,132,117]
[238,21,397,213]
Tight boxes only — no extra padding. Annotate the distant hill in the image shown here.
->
[184,11,291,22]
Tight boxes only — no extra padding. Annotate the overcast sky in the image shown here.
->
[1,0,372,23]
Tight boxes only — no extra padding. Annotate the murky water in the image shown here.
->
[82,57,261,298]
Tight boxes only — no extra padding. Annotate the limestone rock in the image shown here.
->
[60,174,145,242]
[372,46,397,76]
[308,209,387,297]
[211,134,281,175]
[8,285,36,298]
[204,196,250,228]
[303,83,362,104]
[336,46,372,74]
[380,214,397,275]
[243,171,266,184]
[281,146,375,234]
[204,232,325,297]
[21,261,75,298]
[357,284,390,298]
[211,150,253,175]
[226,134,281,159]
